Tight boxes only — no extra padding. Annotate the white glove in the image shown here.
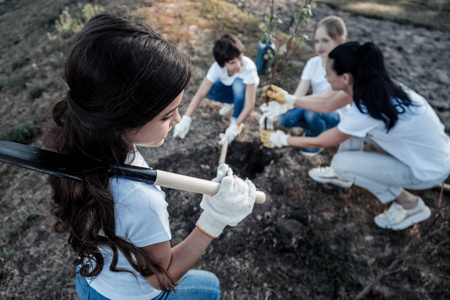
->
[218,123,242,145]
[173,115,192,139]
[269,130,290,148]
[260,129,290,148]
[259,115,274,130]
[196,164,256,238]
[260,101,290,122]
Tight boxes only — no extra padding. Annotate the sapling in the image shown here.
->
[256,0,281,73]
[259,0,315,133]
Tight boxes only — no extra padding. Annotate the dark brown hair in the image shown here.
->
[329,41,412,131]
[44,13,191,291]
[213,33,245,67]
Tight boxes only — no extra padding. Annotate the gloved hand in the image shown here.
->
[196,164,256,238]
[260,129,290,148]
[218,123,243,145]
[262,85,297,106]
[260,101,290,122]
[259,115,274,130]
[173,115,192,139]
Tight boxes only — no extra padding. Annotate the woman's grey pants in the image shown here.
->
[331,137,447,203]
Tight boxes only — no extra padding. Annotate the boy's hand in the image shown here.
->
[173,115,192,139]
[260,129,290,148]
[262,85,297,106]
[218,123,243,145]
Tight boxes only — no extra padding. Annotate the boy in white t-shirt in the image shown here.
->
[173,33,260,145]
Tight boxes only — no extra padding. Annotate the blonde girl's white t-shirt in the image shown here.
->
[300,56,330,95]
[301,55,350,117]
[87,150,171,300]
[337,84,450,182]
[206,55,260,86]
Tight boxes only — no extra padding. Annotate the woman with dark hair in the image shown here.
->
[261,41,450,230]
[45,13,256,299]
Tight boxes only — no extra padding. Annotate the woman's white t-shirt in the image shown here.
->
[206,55,260,86]
[87,150,171,300]
[338,84,450,182]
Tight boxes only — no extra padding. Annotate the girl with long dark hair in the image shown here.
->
[261,41,450,230]
[45,13,256,299]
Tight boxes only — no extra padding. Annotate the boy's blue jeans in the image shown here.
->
[277,107,340,137]
[75,269,220,300]
[206,78,245,119]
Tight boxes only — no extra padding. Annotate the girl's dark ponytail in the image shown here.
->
[329,42,413,131]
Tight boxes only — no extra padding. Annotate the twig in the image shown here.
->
[355,230,420,300]
[262,0,313,129]
[355,192,449,299]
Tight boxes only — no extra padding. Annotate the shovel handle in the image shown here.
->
[155,170,266,204]
[219,141,228,165]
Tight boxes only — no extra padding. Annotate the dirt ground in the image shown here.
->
[1,0,449,299]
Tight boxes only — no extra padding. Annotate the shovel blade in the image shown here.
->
[0,141,86,181]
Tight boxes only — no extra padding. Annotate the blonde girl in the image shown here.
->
[261,16,352,156]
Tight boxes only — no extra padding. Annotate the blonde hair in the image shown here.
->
[315,16,347,43]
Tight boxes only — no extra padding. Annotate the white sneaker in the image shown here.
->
[308,166,352,188]
[219,103,233,116]
[300,147,323,157]
[374,198,431,230]
[300,132,323,157]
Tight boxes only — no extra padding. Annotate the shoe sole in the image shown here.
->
[308,173,353,188]
[300,148,323,157]
[374,206,431,230]
[219,105,233,116]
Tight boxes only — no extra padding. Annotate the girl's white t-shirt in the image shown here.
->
[206,55,260,86]
[87,150,170,300]
[300,56,330,95]
[301,55,350,117]
[338,84,450,182]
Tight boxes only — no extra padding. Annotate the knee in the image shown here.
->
[278,114,289,127]
[200,271,220,299]
[203,270,220,287]
[331,152,352,175]
[231,79,245,100]
[183,269,220,295]
[304,110,319,123]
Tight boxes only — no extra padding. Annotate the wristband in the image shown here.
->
[196,211,227,238]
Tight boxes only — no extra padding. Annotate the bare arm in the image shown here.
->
[294,79,311,97]
[184,78,214,117]
[293,87,352,114]
[143,227,213,289]
[234,83,256,126]
[287,127,351,148]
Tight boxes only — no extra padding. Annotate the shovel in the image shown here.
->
[219,141,228,165]
[0,141,266,204]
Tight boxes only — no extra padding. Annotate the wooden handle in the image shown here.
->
[219,141,228,165]
[155,169,266,204]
